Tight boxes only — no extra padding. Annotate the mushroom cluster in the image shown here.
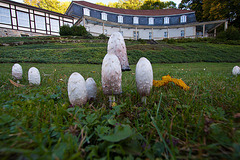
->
[135,57,153,104]
[232,66,240,76]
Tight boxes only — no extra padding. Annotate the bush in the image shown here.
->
[98,34,108,39]
[217,26,240,40]
[59,25,72,36]
[60,25,90,37]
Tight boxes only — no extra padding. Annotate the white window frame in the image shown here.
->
[180,15,187,23]
[83,8,90,16]
[133,17,139,24]
[17,11,30,27]
[35,15,46,30]
[164,17,169,24]
[149,32,152,39]
[118,15,123,23]
[0,7,11,24]
[101,13,107,21]
[149,17,154,25]
[50,18,59,32]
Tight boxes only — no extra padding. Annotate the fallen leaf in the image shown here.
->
[9,79,25,87]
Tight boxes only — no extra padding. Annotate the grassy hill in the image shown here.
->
[0,36,240,64]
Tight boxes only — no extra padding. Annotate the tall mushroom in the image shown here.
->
[68,72,87,106]
[107,32,131,71]
[232,66,240,76]
[135,57,153,104]
[28,67,41,85]
[86,77,97,100]
[12,63,23,82]
[101,53,122,106]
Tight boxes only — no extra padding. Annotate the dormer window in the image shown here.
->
[164,17,169,24]
[83,8,90,16]
[101,13,107,21]
[133,17,139,24]
[149,17,154,25]
[180,15,187,23]
[118,15,123,23]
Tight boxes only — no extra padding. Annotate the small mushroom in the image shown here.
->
[232,66,240,76]
[86,77,97,100]
[68,72,87,106]
[12,63,23,80]
[101,53,122,106]
[135,57,153,104]
[107,32,131,71]
[28,67,41,85]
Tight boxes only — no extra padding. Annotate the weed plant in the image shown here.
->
[0,63,240,159]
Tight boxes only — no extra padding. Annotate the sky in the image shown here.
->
[12,0,182,7]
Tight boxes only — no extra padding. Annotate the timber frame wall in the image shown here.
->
[0,0,75,36]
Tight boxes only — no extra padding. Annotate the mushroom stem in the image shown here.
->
[109,95,115,107]
[141,96,147,104]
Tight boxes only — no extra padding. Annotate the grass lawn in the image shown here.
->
[0,62,240,159]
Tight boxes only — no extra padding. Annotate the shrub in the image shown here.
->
[59,25,72,36]
[71,25,88,36]
[217,26,240,40]
[98,34,108,39]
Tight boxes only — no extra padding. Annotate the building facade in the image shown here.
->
[0,0,75,37]
[66,1,228,40]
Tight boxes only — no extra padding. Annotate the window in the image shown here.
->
[104,29,107,35]
[149,32,152,39]
[119,31,123,36]
[17,11,30,27]
[164,17,169,24]
[50,19,59,32]
[149,17,154,25]
[83,8,90,16]
[0,7,11,24]
[133,31,139,40]
[101,13,107,21]
[35,15,46,30]
[180,15,187,23]
[181,30,185,37]
[118,15,123,23]
[164,32,168,38]
[133,17,139,24]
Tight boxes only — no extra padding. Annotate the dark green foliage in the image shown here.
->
[98,34,108,40]
[71,25,88,36]
[59,25,72,36]
[217,26,240,40]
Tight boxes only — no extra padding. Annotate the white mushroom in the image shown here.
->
[12,63,23,80]
[28,67,41,85]
[107,32,131,71]
[68,72,87,106]
[101,53,122,106]
[86,77,97,100]
[232,66,240,76]
[135,57,153,104]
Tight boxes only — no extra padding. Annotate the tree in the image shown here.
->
[23,0,70,14]
[179,0,203,21]
[118,0,144,10]
[140,0,165,10]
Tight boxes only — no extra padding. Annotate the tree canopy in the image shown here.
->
[24,0,70,14]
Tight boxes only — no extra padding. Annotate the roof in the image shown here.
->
[0,0,73,18]
[72,1,194,16]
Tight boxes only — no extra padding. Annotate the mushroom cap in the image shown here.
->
[232,66,240,75]
[135,57,153,96]
[86,77,97,100]
[107,32,131,71]
[12,63,23,80]
[101,53,122,95]
[28,67,41,85]
[68,72,87,106]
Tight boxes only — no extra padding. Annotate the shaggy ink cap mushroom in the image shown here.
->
[232,66,240,76]
[86,77,97,100]
[68,72,87,106]
[12,63,23,80]
[28,67,41,85]
[107,32,131,71]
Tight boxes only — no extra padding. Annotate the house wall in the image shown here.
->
[0,0,74,37]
